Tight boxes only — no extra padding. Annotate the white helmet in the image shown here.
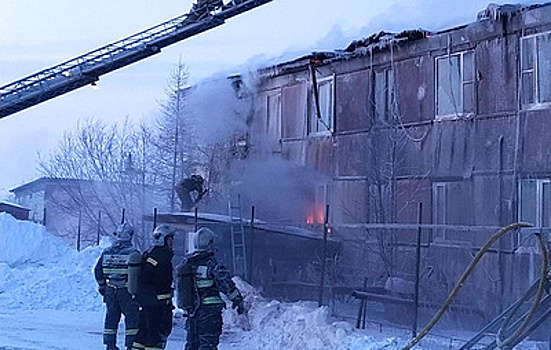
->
[115,223,134,242]
[152,225,177,246]
[194,227,218,251]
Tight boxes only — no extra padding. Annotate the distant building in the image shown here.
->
[10,177,82,225]
[0,201,30,221]
[10,177,166,250]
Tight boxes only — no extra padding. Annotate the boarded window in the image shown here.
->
[521,32,551,106]
[309,76,334,134]
[435,51,475,119]
[266,91,282,151]
[373,69,395,123]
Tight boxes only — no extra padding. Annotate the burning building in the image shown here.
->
[240,2,551,333]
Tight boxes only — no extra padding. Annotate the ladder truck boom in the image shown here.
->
[0,0,273,119]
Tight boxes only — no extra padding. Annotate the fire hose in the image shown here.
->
[402,222,550,350]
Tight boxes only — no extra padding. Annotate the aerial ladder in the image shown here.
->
[0,0,273,119]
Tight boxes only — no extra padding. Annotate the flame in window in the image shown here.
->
[306,207,325,224]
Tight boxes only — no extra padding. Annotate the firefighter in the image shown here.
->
[175,175,207,212]
[186,0,224,22]
[176,227,246,350]
[94,223,140,350]
[131,225,176,350]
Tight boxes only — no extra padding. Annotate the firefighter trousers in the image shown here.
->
[132,304,173,350]
[103,287,140,350]
[185,306,223,350]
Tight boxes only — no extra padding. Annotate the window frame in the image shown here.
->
[372,68,395,124]
[265,90,282,151]
[435,50,476,120]
[521,31,551,108]
[517,178,550,281]
[518,178,551,228]
[432,182,448,240]
[308,75,335,136]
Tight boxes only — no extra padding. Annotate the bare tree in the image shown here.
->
[39,118,159,249]
[150,61,200,212]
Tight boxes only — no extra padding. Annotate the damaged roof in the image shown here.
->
[259,2,550,77]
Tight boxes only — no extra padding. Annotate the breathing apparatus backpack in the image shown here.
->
[127,252,143,296]
[177,261,199,314]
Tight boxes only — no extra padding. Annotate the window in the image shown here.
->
[521,32,551,107]
[519,179,551,228]
[433,182,447,239]
[309,76,334,134]
[435,51,475,119]
[266,91,281,151]
[373,68,395,123]
[307,183,331,224]
[518,179,550,281]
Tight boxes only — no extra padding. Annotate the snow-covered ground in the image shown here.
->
[0,213,547,350]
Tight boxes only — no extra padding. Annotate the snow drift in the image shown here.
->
[0,213,104,311]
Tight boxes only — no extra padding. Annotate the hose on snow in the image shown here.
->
[401,222,537,350]
[495,231,548,349]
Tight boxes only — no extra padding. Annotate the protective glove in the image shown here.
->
[232,299,246,315]
[236,302,246,315]
[98,286,106,296]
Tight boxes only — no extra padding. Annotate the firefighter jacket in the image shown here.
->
[176,251,243,315]
[176,177,203,196]
[136,244,174,306]
[94,241,140,289]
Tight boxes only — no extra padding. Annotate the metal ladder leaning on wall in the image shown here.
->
[228,194,247,278]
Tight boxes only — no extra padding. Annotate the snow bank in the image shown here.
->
[235,300,402,350]
[0,213,104,311]
[218,278,410,350]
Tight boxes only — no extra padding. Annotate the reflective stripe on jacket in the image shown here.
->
[176,251,242,312]
[94,241,139,289]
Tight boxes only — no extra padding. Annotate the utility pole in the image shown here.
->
[413,202,423,337]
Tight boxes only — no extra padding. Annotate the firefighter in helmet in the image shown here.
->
[176,227,246,350]
[131,225,176,350]
[94,223,140,350]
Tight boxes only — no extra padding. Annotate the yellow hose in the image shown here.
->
[402,222,533,350]
[496,232,548,349]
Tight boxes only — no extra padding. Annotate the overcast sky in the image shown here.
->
[0,0,542,194]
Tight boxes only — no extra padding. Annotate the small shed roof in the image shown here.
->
[0,201,31,211]
[144,211,336,242]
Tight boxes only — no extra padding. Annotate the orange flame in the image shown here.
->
[306,207,325,224]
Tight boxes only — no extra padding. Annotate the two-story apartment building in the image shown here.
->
[243,3,551,327]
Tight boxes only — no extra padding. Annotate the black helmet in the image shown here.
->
[191,174,204,184]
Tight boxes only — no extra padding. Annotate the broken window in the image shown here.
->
[266,91,282,151]
[435,51,475,119]
[307,183,331,224]
[309,76,334,134]
[521,32,551,107]
[373,68,395,123]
